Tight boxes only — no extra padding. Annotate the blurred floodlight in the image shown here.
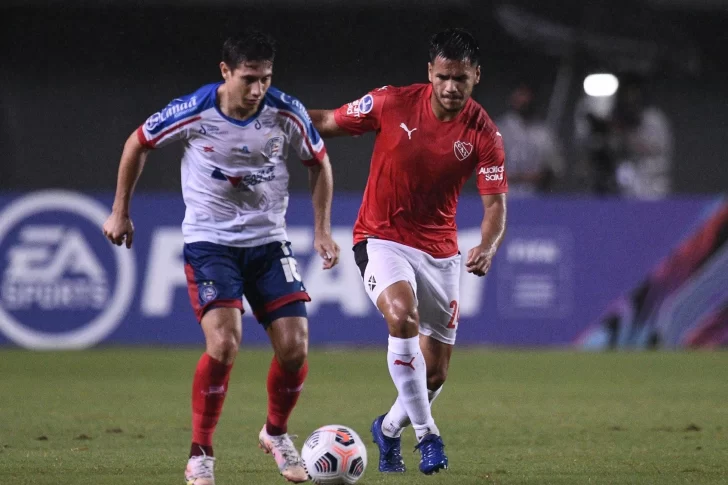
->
[583,74,619,97]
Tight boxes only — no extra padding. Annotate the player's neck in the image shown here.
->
[430,94,463,122]
[217,85,257,121]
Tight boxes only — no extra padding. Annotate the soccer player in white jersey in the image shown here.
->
[102,31,340,484]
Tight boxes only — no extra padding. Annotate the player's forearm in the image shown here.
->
[308,156,334,236]
[309,109,348,138]
[480,195,507,252]
[111,132,149,216]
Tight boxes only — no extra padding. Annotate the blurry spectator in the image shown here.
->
[575,72,673,198]
[496,84,565,196]
[612,72,673,199]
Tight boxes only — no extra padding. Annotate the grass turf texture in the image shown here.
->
[0,349,727,484]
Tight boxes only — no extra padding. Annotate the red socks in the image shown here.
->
[189,353,307,457]
[266,356,308,436]
[190,353,232,457]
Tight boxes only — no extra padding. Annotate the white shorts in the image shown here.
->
[353,238,461,345]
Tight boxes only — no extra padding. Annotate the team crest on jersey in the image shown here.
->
[264,136,284,159]
[454,140,474,161]
[201,281,218,302]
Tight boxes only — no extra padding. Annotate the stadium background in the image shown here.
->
[2,0,727,350]
[3,0,728,194]
[1,2,727,484]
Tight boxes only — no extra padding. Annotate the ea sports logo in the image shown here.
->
[0,191,135,349]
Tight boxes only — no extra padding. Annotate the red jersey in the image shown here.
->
[334,84,507,258]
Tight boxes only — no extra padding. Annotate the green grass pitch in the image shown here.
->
[1,348,727,484]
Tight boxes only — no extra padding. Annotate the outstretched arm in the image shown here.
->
[102,131,150,248]
[309,109,352,138]
[308,153,341,269]
[465,193,507,277]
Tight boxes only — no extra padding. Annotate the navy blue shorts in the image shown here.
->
[183,240,309,326]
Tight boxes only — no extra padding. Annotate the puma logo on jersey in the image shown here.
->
[399,123,417,140]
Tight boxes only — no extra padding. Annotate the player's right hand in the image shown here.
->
[314,232,340,270]
[102,212,135,249]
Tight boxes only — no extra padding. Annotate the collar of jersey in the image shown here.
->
[213,82,266,127]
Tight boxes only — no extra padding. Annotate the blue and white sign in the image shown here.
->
[0,191,136,349]
[0,191,717,349]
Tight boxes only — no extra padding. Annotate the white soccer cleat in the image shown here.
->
[258,426,309,483]
[185,452,216,485]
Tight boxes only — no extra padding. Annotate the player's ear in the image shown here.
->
[220,61,230,81]
[474,65,481,85]
[428,62,433,83]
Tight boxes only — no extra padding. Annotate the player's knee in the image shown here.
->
[270,317,308,372]
[278,346,308,372]
[203,322,241,364]
[276,332,308,371]
[201,308,242,364]
[206,329,239,364]
[385,305,419,338]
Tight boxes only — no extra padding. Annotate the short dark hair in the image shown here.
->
[429,28,480,66]
[222,31,276,69]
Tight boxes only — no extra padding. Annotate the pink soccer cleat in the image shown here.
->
[258,425,309,483]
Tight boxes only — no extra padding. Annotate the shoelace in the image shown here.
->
[414,437,442,461]
[191,457,214,477]
[270,435,303,466]
[382,438,404,464]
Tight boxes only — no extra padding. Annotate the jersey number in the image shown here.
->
[447,300,459,329]
[280,257,302,283]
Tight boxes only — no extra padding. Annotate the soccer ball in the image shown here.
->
[301,425,367,484]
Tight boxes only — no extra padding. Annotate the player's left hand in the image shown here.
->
[465,244,496,277]
[314,232,340,270]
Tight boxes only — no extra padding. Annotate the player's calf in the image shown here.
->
[266,313,309,436]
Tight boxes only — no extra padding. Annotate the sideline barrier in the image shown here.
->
[0,191,720,349]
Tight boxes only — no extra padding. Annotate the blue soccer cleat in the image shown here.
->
[414,434,448,475]
[370,415,406,472]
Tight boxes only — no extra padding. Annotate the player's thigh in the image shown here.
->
[415,252,461,346]
[183,242,244,323]
[243,240,310,329]
[353,239,418,314]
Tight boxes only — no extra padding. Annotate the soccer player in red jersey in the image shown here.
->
[309,28,507,475]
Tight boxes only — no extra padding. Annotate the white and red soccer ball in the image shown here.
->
[301,425,367,485]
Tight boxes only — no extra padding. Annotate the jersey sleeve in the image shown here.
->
[279,95,327,166]
[475,129,509,195]
[136,94,203,149]
[332,87,389,135]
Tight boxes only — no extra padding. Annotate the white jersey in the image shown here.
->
[137,83,326,247]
